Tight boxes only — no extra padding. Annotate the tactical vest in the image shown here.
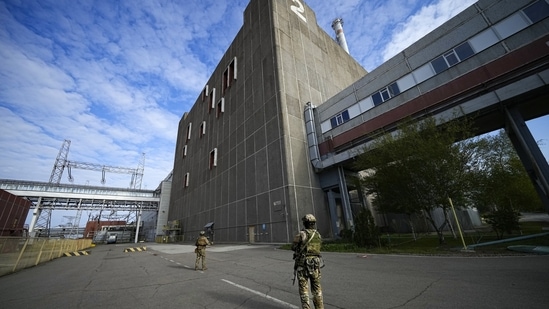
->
[304,229,321,256]
[196,236,208,246]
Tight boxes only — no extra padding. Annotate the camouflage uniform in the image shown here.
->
[195,231,211,270]
[292,214,324,309]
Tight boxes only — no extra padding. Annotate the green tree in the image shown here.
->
[356,117,479,244]
[468,131,543,213]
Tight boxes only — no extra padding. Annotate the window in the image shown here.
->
[183,145,187,157]
[380,88,391,101]
[184,172,190,187]
[372,82,401,106]
[186,123,192,141]
[431,42,475,74]
[222,57,237,95]
[431,55,448,74]
[444,50,459,67]
[209,148,218,169]
[454,42,474,61]
[372,92,383,106]
[388,82,400,96]
[208,88,216,114]
[201,85,209,102]
[523,0,549,23]
[330,110,350,128]
[200,121,206,138]
[216,97,225,118]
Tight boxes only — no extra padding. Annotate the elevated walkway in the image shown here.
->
[0,179,159,211]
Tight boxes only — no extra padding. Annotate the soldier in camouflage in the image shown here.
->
[195,231,211,270]
[292,214,324,309]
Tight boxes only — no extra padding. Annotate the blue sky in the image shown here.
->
[1,0,548,196]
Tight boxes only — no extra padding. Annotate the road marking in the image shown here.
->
[221,279,299,309]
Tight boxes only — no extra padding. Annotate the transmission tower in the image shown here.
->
[48,140,144,187]
[66,200,83,239]
[32,140,72,235]
[49,139,71,184]
[131,153,146,189]
[32,140,145,237]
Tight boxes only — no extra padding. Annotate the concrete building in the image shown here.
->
[169,0,366,243]
[305,0,549,231]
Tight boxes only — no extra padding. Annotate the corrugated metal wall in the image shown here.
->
[0,189,31,237]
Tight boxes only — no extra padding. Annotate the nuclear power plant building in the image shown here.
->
[168,0,366,243]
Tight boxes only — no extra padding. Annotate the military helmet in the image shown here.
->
[302,214,316,223]
[199,231,205,235]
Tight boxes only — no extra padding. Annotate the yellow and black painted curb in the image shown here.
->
[63,250,90,257]
[124,246,147,253]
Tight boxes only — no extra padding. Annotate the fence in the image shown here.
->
[0,237,93,277]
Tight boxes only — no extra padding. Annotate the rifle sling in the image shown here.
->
[297,230,317,256]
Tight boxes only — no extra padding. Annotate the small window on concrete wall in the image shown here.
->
[330,110,350,128]
[184,172,190,187]
[208,88,216,114]
[186,123,192,141]
[200,121,206,138]
[216,97,225,118]
[201,85,209,102]
[183,145,187,157]
[222,57,237,95]
[209,148,217,170]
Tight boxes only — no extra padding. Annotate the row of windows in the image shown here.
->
[202,57,237,116]
[180,58,238,188]
[181,148,218,188]
[181,56,237,183]
[326,0,549,132]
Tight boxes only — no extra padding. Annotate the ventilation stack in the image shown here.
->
[332,18,349,54]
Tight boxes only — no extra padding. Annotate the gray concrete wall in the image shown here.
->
[155,181,172,237]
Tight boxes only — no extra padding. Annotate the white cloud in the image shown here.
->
[382,0,476,61]
[0,0,252,189]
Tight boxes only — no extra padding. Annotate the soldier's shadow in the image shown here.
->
[167,264,198,271]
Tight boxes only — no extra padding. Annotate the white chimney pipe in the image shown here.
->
[332,18,349,54]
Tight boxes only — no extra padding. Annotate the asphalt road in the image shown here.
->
[0,242,548,309]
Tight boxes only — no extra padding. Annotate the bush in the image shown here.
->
[353,209,382,248]
[338,229,353,242]
[484,206,521,239]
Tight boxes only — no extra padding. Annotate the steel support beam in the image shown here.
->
[505,106,549,211]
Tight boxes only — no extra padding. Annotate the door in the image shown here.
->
[248,226,255,243]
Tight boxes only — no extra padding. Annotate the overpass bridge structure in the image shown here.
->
[305,0,549,233]
[0,179,161,239]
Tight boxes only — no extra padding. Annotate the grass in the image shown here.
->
[282,221,549,256]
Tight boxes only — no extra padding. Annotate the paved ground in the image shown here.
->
[1,242,548,308]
